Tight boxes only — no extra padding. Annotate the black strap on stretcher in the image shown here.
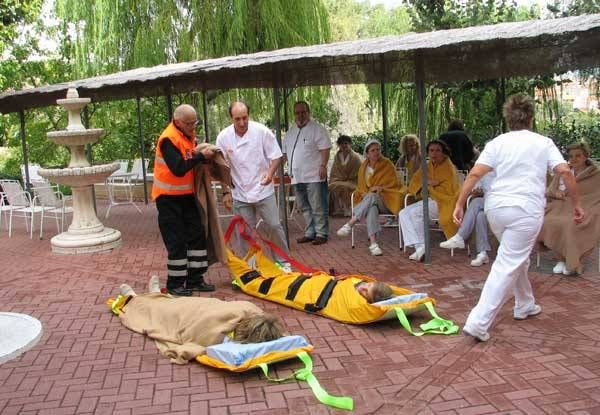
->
[304,279,338,313]
[286,275,310,301]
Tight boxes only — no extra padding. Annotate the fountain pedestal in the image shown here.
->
[39,88,122,254]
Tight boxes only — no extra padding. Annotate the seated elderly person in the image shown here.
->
[399,140,460,261]
[336,139,407,256]
[114,276,284,364]
[439,172,495,266]
[538,142,600,275]
[396,134,422,181]
[329,135,362,216]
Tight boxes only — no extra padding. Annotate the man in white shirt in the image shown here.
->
[216,102,290,266]
[283,101,331,245]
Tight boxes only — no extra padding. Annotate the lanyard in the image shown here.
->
[288,127,303,178]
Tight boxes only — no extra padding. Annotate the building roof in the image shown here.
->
[1,13,600,113]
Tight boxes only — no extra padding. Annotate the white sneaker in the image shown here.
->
[514,304,542,320]
[337,223,352,237]
[463,326,490,342]
[440,234,465,249]
[369,243,383,256]
[119,284,136,297]
[148,275,161,293]
[409,246,425,261]
[552,261,566,274]
[470,252,489,267]
[280,262,293,273]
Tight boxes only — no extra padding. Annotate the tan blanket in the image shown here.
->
[119,294,264,364]
[539,163,600,271]
[193,151,232,266]
[329,150,362,216]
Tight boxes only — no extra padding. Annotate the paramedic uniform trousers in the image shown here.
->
[156,194,208,289]
[464,206,542,337]
[399,198,439,248]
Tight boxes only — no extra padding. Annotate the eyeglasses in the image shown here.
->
[182,119,199,127]
[294,110,308,115]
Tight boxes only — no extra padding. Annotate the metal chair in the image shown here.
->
[350,191,402,249]
[0,179,48,238]
[105,172,142,218]
[31,181,73,238]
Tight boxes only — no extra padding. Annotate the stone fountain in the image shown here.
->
[39,88,122,254]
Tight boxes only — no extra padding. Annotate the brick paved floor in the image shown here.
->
[1,201,599,415]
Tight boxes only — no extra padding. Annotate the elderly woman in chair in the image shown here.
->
[399,140,460,262]
[336,139,407,256]
[538,141,600,275]
[328,135,363,217]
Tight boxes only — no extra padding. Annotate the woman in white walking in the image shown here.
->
[453,94,584,341]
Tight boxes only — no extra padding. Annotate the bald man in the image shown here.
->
[151,104,217,296]
[216,102,291,268]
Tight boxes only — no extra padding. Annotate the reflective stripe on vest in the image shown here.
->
[153,177,193,192]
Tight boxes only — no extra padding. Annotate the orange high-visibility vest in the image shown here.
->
[151,122,196,200]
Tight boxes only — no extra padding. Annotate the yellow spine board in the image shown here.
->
[227,249,436,325]
[196,345,314,372]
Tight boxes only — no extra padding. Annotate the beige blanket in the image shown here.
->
[119,294,264,364]
[329,150,362,216]
[539,163,600,271]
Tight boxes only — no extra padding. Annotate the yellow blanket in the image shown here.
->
[408,158,459,238]
[353,156,407,214]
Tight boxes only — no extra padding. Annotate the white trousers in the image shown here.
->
[398,198,439,248]
[464,206,543,336]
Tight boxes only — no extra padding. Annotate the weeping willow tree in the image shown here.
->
[53,0,332,156]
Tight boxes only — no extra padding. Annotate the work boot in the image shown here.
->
[166,277,192,297]
[187,279,216,292]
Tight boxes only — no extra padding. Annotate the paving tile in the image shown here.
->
[0,202,598,413]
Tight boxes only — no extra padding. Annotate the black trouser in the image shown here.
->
[156,194,208,289]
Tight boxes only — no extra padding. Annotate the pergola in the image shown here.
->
[1,13,599,263]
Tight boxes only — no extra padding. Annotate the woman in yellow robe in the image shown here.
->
[399,140,460,261]
[336,139,407,256]
[396,134,422,181]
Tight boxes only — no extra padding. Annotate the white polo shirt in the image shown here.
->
[476,129,565,216]
[283,119,331,185]
[216,121,282,203]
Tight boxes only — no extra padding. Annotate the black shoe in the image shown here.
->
[311,237,327,245]
[296,236,315,244]
[167,286,193,296]
[188,281,216,292]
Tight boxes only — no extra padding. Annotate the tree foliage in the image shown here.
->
[0,0,42,55]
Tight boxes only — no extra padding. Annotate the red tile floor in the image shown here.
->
[1,201,599,414]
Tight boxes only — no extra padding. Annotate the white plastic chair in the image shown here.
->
[350,191,402,249]
[31,181,73,238]
[0,179,48,238]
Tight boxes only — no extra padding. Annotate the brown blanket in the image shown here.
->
[329,150,362,216]
[119,294,264,364]
[193,151,232,266]
[539,163,600,271]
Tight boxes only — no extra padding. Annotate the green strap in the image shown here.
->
[231,280,241,289]
[395,302,459,336]
[258,352,354,411]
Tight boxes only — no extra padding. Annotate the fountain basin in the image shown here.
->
[51,227,122,254]
[39,163,119,187]
[47,129,104,146]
